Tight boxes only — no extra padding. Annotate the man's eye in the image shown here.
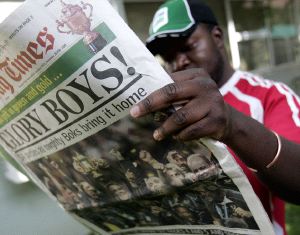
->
[180,45,191,52]
[181,43,197,52]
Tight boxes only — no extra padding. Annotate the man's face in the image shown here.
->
[72,161,85,173]
[81,182,100,198]
[166,168,183,179]
[175,206,195,222]
[162,25,224,84]
[165,168,185,186]
[95,157,110,168]
[188,155,218,180]
[109,184,131,201]
[151,205,163,215]
[145,176,166,193]
[62,187,78,204]
[168,151,186,166]
[125,169,136,182]
[139,150,152,162]
[50,161,59,169]
[197,188,214,202]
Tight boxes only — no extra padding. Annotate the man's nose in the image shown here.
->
[172,53,191,72]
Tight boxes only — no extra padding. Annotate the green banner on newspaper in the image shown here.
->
[0,23,115,127]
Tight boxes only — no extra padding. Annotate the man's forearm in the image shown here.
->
[223,106,300,204]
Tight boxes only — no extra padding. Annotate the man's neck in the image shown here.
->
[217,65,235,88]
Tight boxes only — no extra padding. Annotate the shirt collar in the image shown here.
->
[219,70,243,96]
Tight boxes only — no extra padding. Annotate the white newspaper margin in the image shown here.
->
[202,139,275,235]
[72,212,262,235]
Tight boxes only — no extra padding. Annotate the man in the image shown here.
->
[166,150,189,173]
[195,184,257,229]
[80,181,102,200]
[130,0,300,234]
[139,149,164,170]
[163,162,188,187]
[186,152,221,181]
[107,181,133,201]
[144,173,170,194]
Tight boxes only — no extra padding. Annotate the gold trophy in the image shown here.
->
[56,0,107,54]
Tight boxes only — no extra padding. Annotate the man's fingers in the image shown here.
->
[176,114,227,141]
[153,99,227,141]
[129,68,227,142]
[175,117,217,141]
[130,69,215,118]
[152,100,209,141]
[171,68,209,83]
[130,84,175,118]
[130,80,198,118]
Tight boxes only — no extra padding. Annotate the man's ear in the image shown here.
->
[211,26,224,49]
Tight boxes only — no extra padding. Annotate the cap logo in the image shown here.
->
[152,7,169,33]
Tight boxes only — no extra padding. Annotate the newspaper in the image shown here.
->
[0,0,275,234]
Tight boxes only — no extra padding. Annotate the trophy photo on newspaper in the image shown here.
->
[56,0,107,54]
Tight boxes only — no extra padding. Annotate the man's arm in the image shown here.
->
[224,107,300,204]
[130,69,300,204]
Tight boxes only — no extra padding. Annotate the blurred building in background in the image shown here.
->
[115,0,300,93]
[1,0,299,89]
[0,0,299,234]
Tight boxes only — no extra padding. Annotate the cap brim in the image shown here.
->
[147,37,186,60]
[146,27,195,59]
[146,37,173,56]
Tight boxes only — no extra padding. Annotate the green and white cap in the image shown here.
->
[146,0,218,56]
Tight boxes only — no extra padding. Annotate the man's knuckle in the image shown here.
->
[142,97,153,112]
[162,83,177,100]
[185,126,200,139]
[159,126,166,137]
[172,111,188,125]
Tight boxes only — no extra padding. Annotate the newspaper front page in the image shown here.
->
[0,0,275,234]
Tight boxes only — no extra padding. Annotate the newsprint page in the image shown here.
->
[0,0,275,234]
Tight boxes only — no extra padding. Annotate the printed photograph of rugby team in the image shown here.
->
[27,115,258,231]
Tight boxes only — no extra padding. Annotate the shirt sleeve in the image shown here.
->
[264,82,300,144]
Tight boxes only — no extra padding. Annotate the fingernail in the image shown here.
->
[130,105,140,117]
[153,129,163,141]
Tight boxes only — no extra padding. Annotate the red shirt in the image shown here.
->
[220,70,300,235]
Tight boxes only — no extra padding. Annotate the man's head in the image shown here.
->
[125,168,137,182]
[164,163,185,186]
[174,205,195,222]
[80,181,101,199]
[60,185,79,205]
[50,160,59,169]
[107,182,132,201]
[166,150,187,167]
[146,0,227,84]
[139,150,154,163]
[196,184,220,202]
[186,153,219,180]
[144,174,168,194]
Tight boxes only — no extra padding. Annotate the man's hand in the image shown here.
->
[130,68,232,141]
[130,68,300,204]
[233,207,252,218]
